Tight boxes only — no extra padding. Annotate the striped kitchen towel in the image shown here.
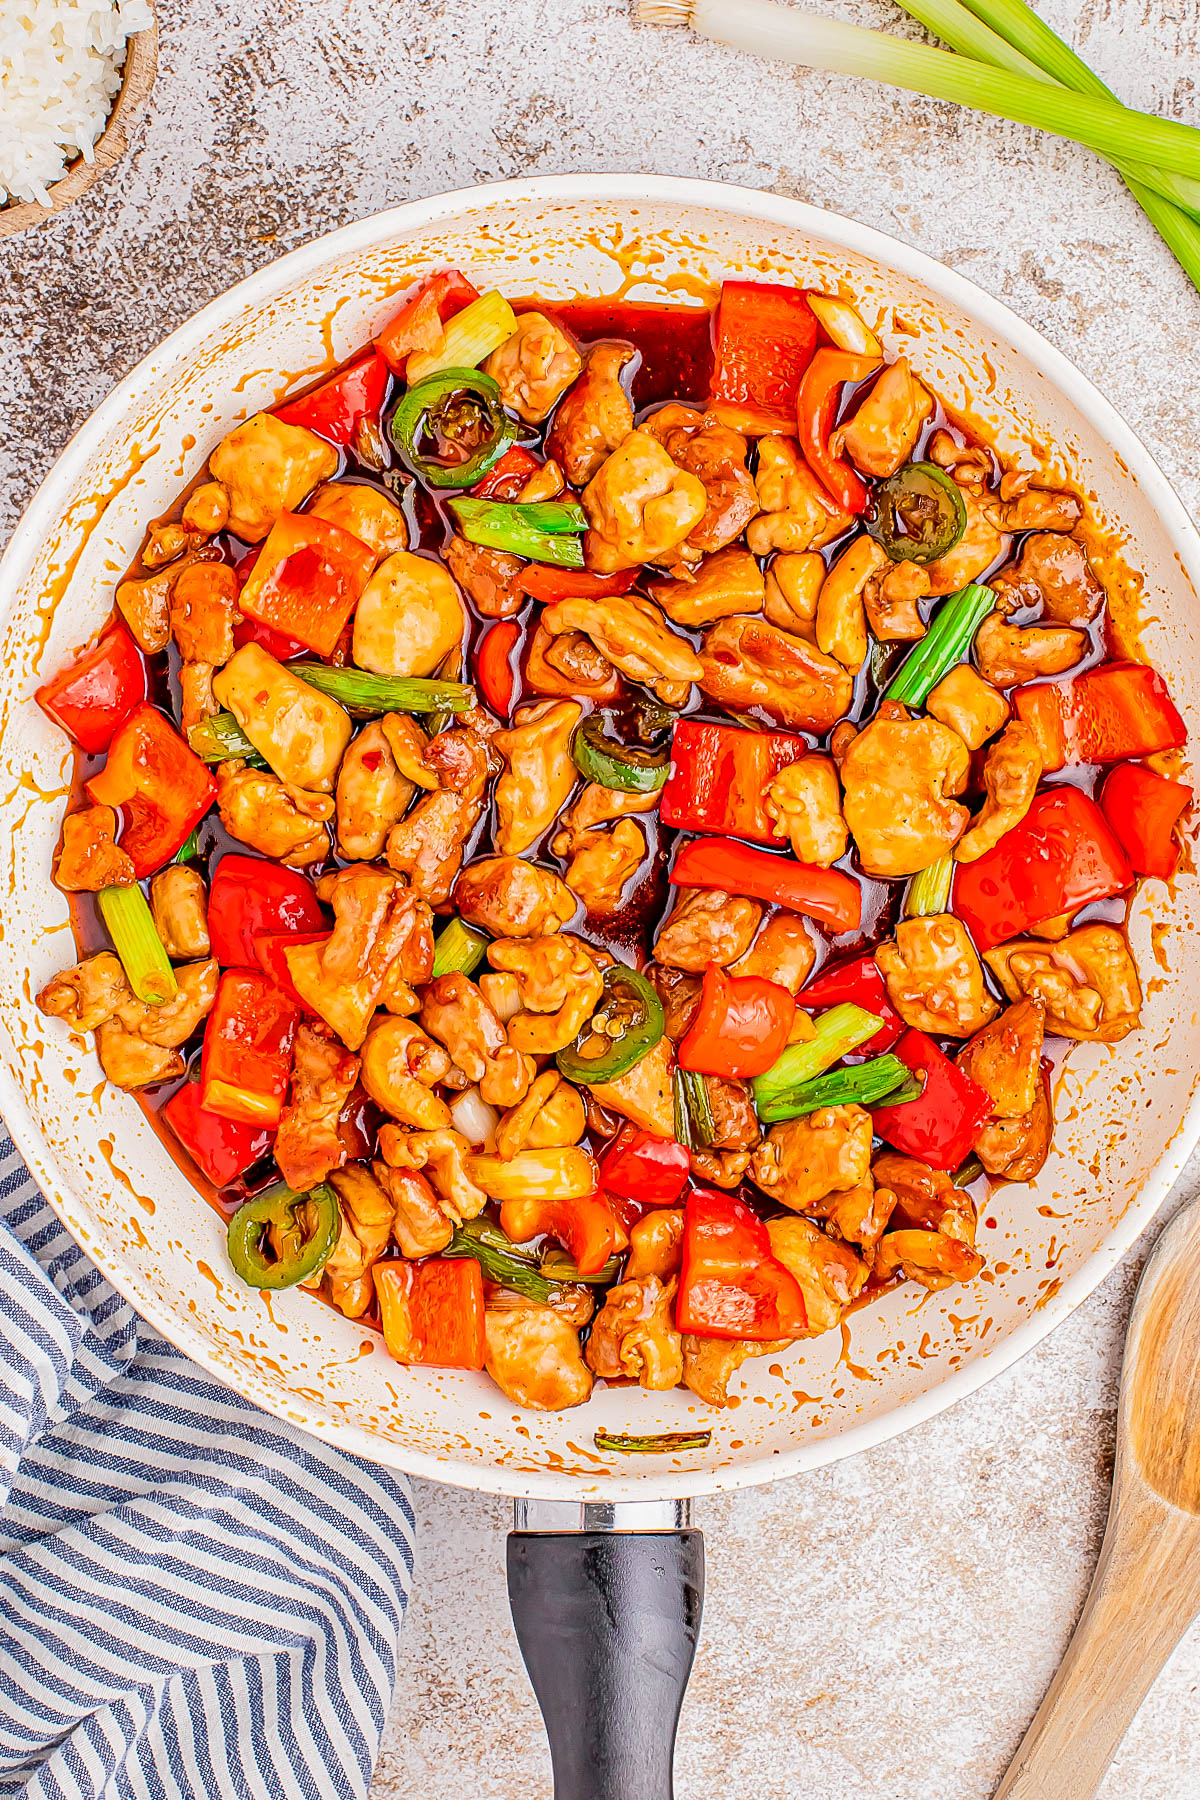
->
[0,1133,416,1800]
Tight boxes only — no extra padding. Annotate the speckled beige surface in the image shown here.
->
[3,0,1200,1793]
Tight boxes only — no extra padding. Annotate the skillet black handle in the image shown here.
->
[507,1526,705,1800]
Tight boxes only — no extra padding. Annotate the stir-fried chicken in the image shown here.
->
[644,407,759,561]
[214,643,353,792]
[925,663,1010,751]
[524,619,620,702]
[985,924,1141,1042]
[494,1069,587,1158]
[275,1023,361,1191]
[419,972,534,1106]
[682,1334,791,1408]
[974,1066,1053,1180]
[872,1153,978,1244]
[286,866,433,1049]
[923,485,1008,596]
[542,593,701,704]
[563,818,646,914]
[957,998,1046,1118]
[750,1106,873,1212]
[974,607,1089,687]
[214,763,333,866]
[550,782,657,858]
[766,1216,869,1334]
[208,412,337,542]
[367,1160,453,1259]
[443,535,525,619]
[53,805,135,892]
[586,1272,683,1389]
[116,552,218,655]
[546,342,634,485]
[647,964,702,1040]
[654,886,762,972]
[377,1122,488,1222]
[816,536,890,673]
[589,1035,675,1138]
[385,723,499,905]
[763,550,824,641]
[835,357,935,478]
[454,856,578,938]
[747,435,851,555]
[875,915,999,1037]
[311,1164,394,1318]
[170,560,237,665]
[862,559,930,642]
[698,616,853,732]
[808,1179,897,1261]
[581,429,707,573]
[149,865,210,960]
[839,704,971,877]
[956,721,1043,862]
[353,549,465,678]
[988,485,1083,533]
[730,914,818,995]
[336,714,432,861]
[483,312,582,424]
[493,701,581,855]
[989,531,1104,626]
[874,1230,984,1291]
[36,953,217,1090]
[646,547,765,628]
[308,482,408,561]
[484,1289,594,1411]
[764,755,848,867]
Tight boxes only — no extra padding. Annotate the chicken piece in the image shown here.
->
[352,549,465,679]
[698,616,853,733]
[926,431,992,485]
[975,1066,1053,1181]
[750,1106,873,1212]
[542,594,701,705]
[746,436,852,556]
[181,481,229,536]
[495,1070,587,1159]
[862,559,930,643]
[336,714,431,861]
[589,1035,676,1138]
[484,1290,594,1411]
[213,644,353,793]
[550,783,657,858]
[839,705,970,878]
[989,531,1104,627]
[454,856,578,938]
[957,997,1045,1118]
[586,1274,683,1389]
[214,764,331,866]
[179,662,218,737]
[730,914,818,995]
[763,551,824,641]
[875,1230,984,1290]
[115,553,213,655]
[484,312,582,425]
[419,973,534,1107]
[654,887,762,973]
[682,1334,791,1408]
[378,1122,488,1223]
[923,487,1009,597]
[646,547,764,629]
[149,865,210,960]
[809,1179,897,1261]
[956,721,1042,862]
[816,536,891,673]
[310,1164,393,1318]
[441,535,525,620]
[287,866,434,1050]
[833,357,935,478]
[519,460,565,502]
[563,819,646,915]
[307,482,408,562]
[875,915,999,1038]
[985,924,1141,1042]
[706,1076,760,1153]
[487,935,605,1059]
[39,954,218,1091]
[385,724,499,905]
[624,1209,685,1282]
[275,1023,361,1191]
[359,1015,453,1129]
[989,487,1083,533]
[925,663,1010,751]
[141,518,193,569]
[169,560,237,666]
[872,1152,978,1245]
[766,1217,869,1335]
[493,701,581,855]
[37,950,137,1033]
[647,964,702,1040]
[53,806,136,892]
[646,411,759,561]
[208,413,337,543]
[524,619,620,702]
[581,429,708,574]
[764,756,848,867]
[974,609,1088,688]
[368,1161,453,1259]
[546,342,635,485]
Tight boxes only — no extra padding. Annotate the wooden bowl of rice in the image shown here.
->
[0,2,157,240]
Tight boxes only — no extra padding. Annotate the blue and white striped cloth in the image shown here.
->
[0,1134,416,1800]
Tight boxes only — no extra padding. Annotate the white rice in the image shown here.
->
[0,0,152,207]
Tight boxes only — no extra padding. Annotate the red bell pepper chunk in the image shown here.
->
[36,621,147,754]
[677,963,796,1079]
[470,444,543,500]
[375,1257,486,1370]
[1100,763,1192,880]
[237,511,375,659]
[375,269,480,375]
[500,1193,625,1277]
[598,1125,690,1206]
[1014,663,1187,772]
[86,704,216,877]
[200,968,300,1129]
[676,1190,808,1341]
[232,614,307,661]
[796,347,879,515]
[162,1080,274,1189]
[518,564,640,603]
[670,837,862,936]
[875,1030,993,1172]
[254,930,331,1008]
[208,855,326,967]
[476,620,522,718]
[953,786,1132,952]
[274,350,390,447]
[799,953,904,1051]
[660,719,810,845]
[707,280,819,435]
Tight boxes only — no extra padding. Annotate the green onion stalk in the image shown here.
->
[594,1429,714,1454]
[289,663,476,718]
[884,583,995,709]
[431,920,489,978]
[97,883,178,1006]
[443,1219,571,1305]
[752,1003,884,1123]
[448,498,588,568]
[905,854,955,918]
[760,1053,913,1122]
[188,713,267,766]
[673,1067,716,1149]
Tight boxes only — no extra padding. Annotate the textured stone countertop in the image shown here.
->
[4,0,1200,1794]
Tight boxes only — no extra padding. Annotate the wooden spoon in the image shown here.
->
[995,1195,1200,1799]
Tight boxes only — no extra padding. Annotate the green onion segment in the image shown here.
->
[404,290,518,384]
[759,1054,911,1122]
[673,1066,716,1149]
[97,883,178,1007]
[752,1003,884,1123]
[884,583,995,708]
[289,663,475,717]
[188,713,267,766]
[443,1219,569,1305]
[449,497,587,568]
[431,920,489,979]
[594,1429,714,1454]
[904,855,955,918]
